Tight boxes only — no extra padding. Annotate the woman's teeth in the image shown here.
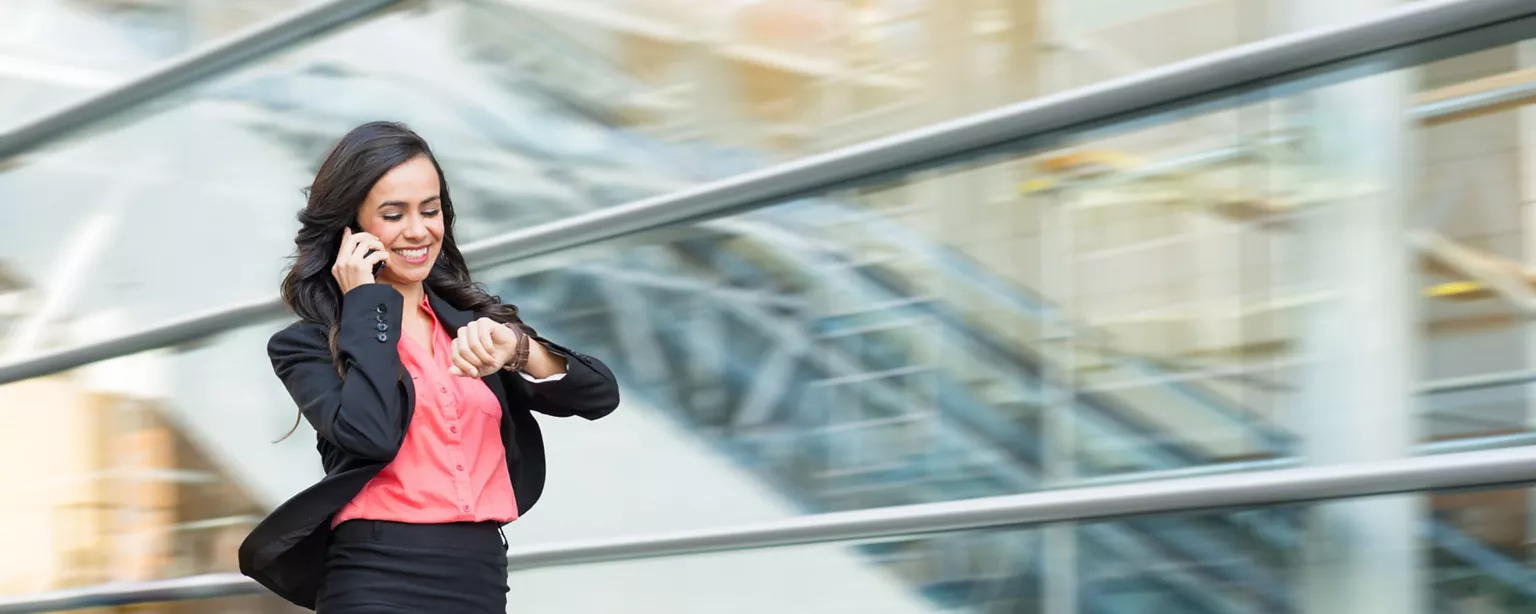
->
[392,247,428,261]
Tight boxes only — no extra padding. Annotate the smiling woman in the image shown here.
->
[240,121,621,613]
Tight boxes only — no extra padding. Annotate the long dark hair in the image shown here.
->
[275,121,529,440]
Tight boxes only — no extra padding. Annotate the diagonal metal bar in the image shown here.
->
[0,0,410,161]
[2,445,1535,612]
[0,0,1533,387]
[1408,229,1536,314]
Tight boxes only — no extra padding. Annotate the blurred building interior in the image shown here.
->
[4,0,1536,612]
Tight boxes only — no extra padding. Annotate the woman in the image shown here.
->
[238,121,620,612]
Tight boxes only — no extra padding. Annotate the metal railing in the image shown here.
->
[2,0,1536,611]
[1,0,1533,387]
[1,445,1534,612]
[0,0,412,161]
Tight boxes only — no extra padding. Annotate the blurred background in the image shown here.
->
[2,0,1536,612]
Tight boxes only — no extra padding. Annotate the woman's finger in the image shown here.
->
[350,237,382,262]
[476,320,501,364]
[456,327,485,367]
[465,320,498,366]
[451,335,481,376]
[488,320,518,347]
[336,227,355,260]
[451,354,480,377]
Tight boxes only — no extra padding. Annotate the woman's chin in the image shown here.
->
[380,268,431,285]
[379,256,437,284]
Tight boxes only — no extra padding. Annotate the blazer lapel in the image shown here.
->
[425,286,513,408]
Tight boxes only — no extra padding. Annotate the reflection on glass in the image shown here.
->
[12,488,1527,612]
[0,0,321,134]
[499,491,1536,613]
[1,2,1535,612]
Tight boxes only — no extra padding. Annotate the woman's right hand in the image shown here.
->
[332,227,388,294]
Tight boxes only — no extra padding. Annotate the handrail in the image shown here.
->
[2,445,1534,612]
[1419,367,1536,394]
[0,0,409,161]
[0,0,1532,387]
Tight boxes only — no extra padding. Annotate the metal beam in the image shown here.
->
[1408,229,1536,314]
[457,0,1536,268]
[1420,368,1536,395]
[0,0,1533,387]
[0,574,264,614]
[1414,65,1536,124]
[0,0,409,161]
[0,296,287,384]
[2,444,1535,612]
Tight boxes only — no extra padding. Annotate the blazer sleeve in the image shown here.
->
[268,284,410,461]
[502,335,620,420]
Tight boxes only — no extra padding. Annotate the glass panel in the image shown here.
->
[1415,42,1536,445]
[0,0,322,132]
[2,6,1535,612]
[5,0,1500,349]
[464,0,1428,166]
[0,0,690,345]
[497,487,1533,613]
[5,487,1532,612]
[0,0,1434,186]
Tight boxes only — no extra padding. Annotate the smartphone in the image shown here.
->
[349,222,387,277]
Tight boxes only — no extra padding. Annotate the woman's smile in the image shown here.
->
[392,246,430,265]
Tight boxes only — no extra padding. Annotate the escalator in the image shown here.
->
[5,1,1533,611]
[199,25,1308,600]
[428,9,1536,610]
[491,199,1536,612]
[490,238,1288,613]
[149,8,1536,614]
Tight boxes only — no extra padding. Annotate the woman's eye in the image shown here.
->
[423,209,441,217]
[383,214,402,222]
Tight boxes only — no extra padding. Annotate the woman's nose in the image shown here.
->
[403,217,427,238]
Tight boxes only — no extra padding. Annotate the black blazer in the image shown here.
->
[237,284,619,609]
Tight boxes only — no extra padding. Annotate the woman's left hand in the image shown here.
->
[448,317,521,378]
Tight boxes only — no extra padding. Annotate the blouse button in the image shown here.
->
[439,386,448,393]
[463,505,470,512]
[456,464,464,472]
[450,426,458,433]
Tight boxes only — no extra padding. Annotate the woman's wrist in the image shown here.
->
[500,324,531,373]
[520,337,568,378]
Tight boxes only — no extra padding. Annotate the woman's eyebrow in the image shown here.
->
[378,196,439,208]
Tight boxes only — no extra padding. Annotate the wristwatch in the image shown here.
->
[501,323,532,373]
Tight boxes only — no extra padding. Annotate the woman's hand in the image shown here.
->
[332,227,388,294]
[448,318,523,378]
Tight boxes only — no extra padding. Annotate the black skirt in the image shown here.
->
[317,520,510,614]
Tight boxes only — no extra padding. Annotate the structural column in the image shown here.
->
[1278,1,1424,613]
[1028,1,1078,613]
[1519,39,1536,567]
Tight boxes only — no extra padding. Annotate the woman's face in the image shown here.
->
[354,155,446,286]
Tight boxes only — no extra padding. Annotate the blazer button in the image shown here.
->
[376,313,386,322]
[376,333,389,343]
[376,322,389,332]
[376,304,387,314]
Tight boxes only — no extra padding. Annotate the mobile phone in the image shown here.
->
[349,222,386,277]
